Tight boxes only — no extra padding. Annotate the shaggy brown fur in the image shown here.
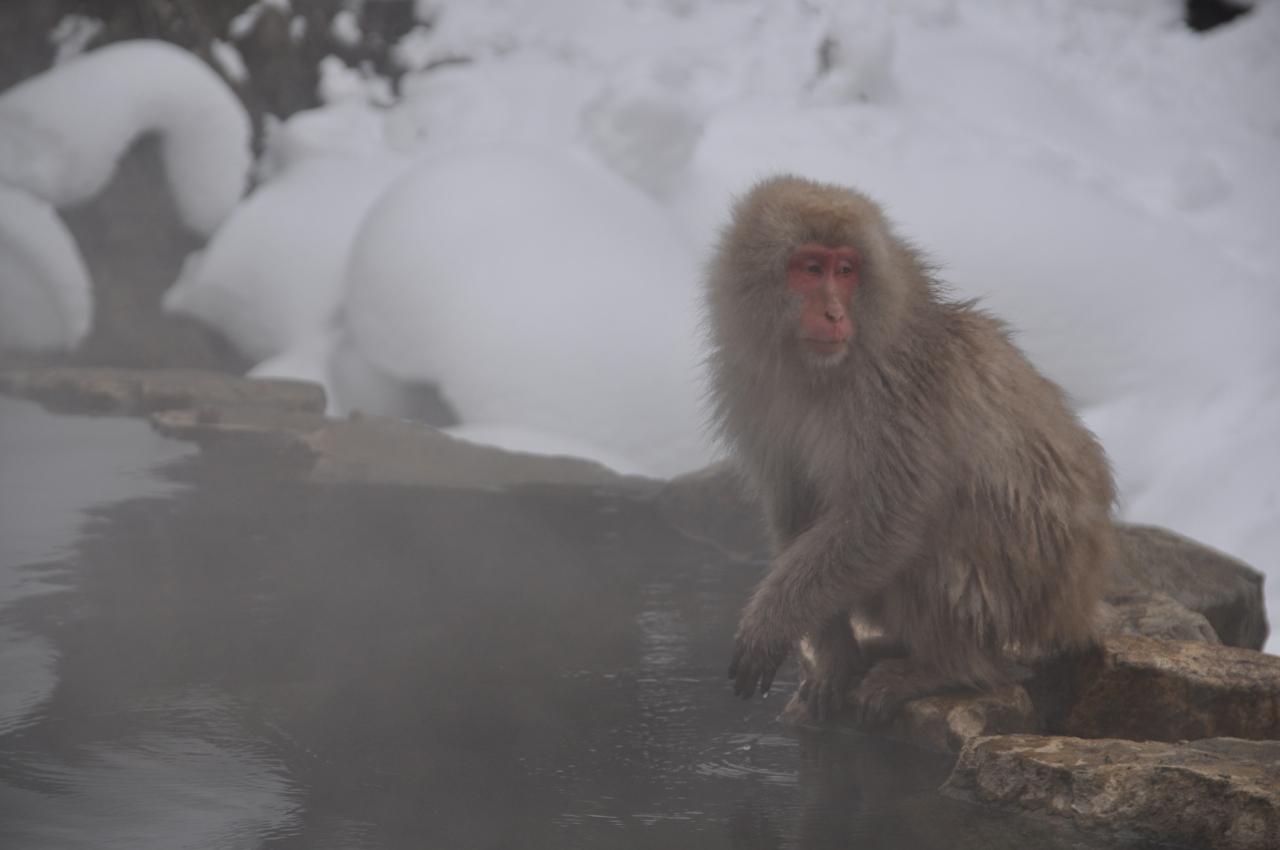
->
[706,176,1115,722]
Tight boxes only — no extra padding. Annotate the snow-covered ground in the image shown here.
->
[1,1,1277,646]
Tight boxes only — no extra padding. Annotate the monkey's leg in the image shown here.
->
[798,615,860,721]
[800,624,910,721]
[851,657,1000,728]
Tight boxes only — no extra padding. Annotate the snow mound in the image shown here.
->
[164,154,409,362]
[0,184,92,351]
[580,61,705,198]
[0,40,250,235]
[257,101,393,181]
[342,146,710,476]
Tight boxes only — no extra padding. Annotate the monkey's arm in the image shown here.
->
[730,490,932,699]
[758,476,820,550]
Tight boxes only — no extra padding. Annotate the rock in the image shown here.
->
[0,366,325,416]
[783,684,1040,754]
[58,139,251,373]
[1033,635,1280,742]
[1112,523,1269,650]
[149,405,324,470]
[656,460,767,561]
[0,365,653,491]
[149,404,645,491]
[943,734,1280,850]
[1099,591,1221,644]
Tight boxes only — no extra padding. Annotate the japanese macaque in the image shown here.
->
[706,176,1115,723]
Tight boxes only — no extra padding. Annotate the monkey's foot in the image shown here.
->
[798,618,863,721]
[850,659,949,728]
[728,633,791,699]
[798,663,854,722]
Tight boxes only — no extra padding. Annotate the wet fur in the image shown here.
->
[707,176,1115,721]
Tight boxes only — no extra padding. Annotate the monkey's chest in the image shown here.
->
[784,402,864,499]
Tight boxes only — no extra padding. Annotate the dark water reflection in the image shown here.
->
[0,397,1109,849]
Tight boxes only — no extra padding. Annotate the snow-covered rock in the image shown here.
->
[0,184,92,351]
[341,146,709,477]
[164,154,408,363]
[0,40,250,236]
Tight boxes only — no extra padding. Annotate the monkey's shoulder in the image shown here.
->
[932,302,1070,408]
[927,303,1109,475]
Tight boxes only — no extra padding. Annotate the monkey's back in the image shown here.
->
[884,305,1116,677]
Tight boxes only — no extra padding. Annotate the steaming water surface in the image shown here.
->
[0,396,1131,849]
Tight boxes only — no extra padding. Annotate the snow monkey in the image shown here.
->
[705,176,1115,723]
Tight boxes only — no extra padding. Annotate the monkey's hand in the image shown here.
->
[798,618,862,721]
[728,620,791,700]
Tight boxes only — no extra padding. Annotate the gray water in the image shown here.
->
[0,395,1114,849]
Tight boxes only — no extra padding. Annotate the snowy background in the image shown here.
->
[1,0,1277,648]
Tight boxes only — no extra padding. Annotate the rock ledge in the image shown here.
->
[944,734,1280,850]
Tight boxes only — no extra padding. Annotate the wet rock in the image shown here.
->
[1099,591,1221,644]
[943,734,1280,850]
[786,630,1279,754]
[0,365,324,416]
[656,460,767,561]
[784,684,1040,755]
[1113,523,1269,650]
[1036,635,1280,742]
[0,365,654,491]
[149,404,645,491]
[59,138,250,373]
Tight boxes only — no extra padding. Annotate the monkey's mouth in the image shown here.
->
[802,337,850,356]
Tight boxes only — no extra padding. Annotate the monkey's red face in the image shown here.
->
[786,244,858,361]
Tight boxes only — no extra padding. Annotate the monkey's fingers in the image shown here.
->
[807,682,827,721]
[807,680,831,721]
[730,637,790,699]
[827,678,848,720]
[759,663,777,695]
[806,668,850,721]
[729,646,754,697]
[851,676,895,729]
[816,694,829,723]
[735,662,760,699]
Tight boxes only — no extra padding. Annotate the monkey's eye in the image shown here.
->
[837,263,855,276]
[806,262,823,275]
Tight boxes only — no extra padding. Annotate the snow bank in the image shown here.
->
[341,147,709,476]
[257,101,393,181]
[0,40,250,236]
[672,107,1276,408]
[1084,376,1280,639]
[579,61,706,198]
[164,154,409,362]
[0,184,92,351]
